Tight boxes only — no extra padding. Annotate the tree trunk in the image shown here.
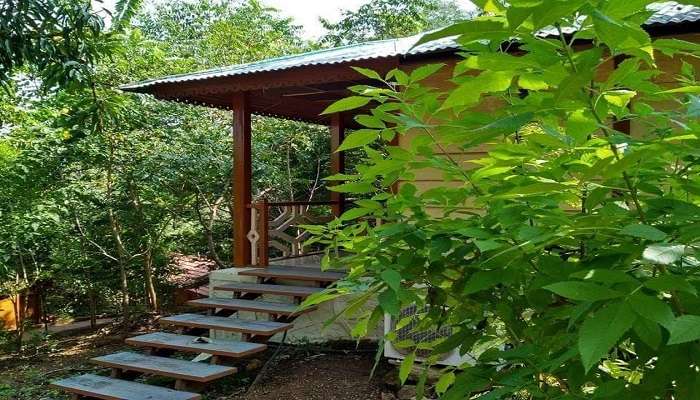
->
[96,80,130,328]
[143,248,158,313]
[118,258,130,324]
[88,287,97,329]
[195,193,226,269]
[109,209,131,326]
[206,196,226,269]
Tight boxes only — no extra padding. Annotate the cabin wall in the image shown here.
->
[0,296,18,330]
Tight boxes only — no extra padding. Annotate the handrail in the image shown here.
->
[247,199,336,266]
[247,200,340,208]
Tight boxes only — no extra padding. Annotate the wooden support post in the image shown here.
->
[232,92,252,267]
[330,113,346,217]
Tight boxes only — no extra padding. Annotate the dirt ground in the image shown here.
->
[0,324,392,400]
[245,351,389,400]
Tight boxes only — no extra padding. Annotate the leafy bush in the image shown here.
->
[308,1,700,398]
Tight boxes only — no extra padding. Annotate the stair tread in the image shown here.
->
[188,297,313,316]
[126,332,267,357]
[239,266,345,282]
[92,351,236,382]
[51,374,201,400]
[214,282,323,297]
[160,313,292,335]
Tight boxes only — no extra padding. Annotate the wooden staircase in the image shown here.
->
[52,265,343,400]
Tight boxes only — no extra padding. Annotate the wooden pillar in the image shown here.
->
[330,113,346,217]
[232,92,252,267]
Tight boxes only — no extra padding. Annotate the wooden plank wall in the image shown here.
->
[0,296,17,330]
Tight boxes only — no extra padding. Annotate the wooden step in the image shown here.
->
[188,297,314,316]
[126,332,267,358]
[239,266,345,283]
[51,374,201,400]
[92,352,237,383]
[160,313,292,336]
[214,282,323,298]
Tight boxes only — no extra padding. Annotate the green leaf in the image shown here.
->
[668,315,700,345]
[620,224,667,241]
[329,182,374,193]
[463,270,503,295]
[633,317,662,349]
[657,86,700,94]
[474,239,502,252]
[601,0,656,18]
[627,293,675,328]
[410,63,445,83]
[354,199,383,210]
[337,129,379,151]
[544,281,623,302]
[518,73,549,90]
[399,352,416,384]
[570,269,636,284]
[378,290,400,316]
[414,19,508,47]
[435,371,456,394]
[351,317,369,337]
[603,90,636,108]
[458,112,534,147]
[645,275,697,296]
[381,269,402,292]
[441,70,515,109]
[579,302,637,372]
[566,109,598,144]
[529,0,588,29]
[322,96,371,115]
[592,9,652,56]
[339,207,373,221]
[351,67,381,81]
[355,115,385,129]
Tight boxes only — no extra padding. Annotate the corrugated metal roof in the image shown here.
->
[120,34,457,91]
[121,1,700,92]
[647,1,700,25]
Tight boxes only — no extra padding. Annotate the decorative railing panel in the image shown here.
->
[247,200,337,266]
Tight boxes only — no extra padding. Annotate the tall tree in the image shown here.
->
[320,0,473,47]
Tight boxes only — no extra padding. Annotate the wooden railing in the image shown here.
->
[247,200,339,266]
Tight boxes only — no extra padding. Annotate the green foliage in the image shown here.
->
[0,0,119,89]
[320,0,473,47]
[308,1,700,397]
[0,0,328,343]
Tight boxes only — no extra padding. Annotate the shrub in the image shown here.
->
[307,1,700,398]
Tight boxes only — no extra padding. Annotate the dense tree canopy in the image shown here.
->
[320,0,472,46]
[0,0,327,347]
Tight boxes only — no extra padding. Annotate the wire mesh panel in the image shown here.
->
[392,304,453,359]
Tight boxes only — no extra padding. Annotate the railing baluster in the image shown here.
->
[258,198,269,267]
[247,206,259,265]
[247,199,340,265]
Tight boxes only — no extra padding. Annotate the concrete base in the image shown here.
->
[209,265,380,344]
